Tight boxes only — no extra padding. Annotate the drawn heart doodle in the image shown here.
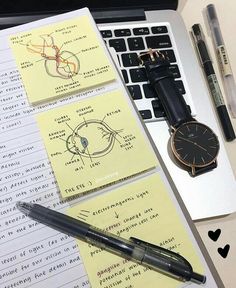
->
[208,229,221,242]
[218,244,230,258]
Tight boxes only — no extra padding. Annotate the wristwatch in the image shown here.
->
[139,49,220,176]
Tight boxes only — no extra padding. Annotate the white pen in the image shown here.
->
[206,4,236,118]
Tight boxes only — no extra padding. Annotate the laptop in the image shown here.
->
[0,0,235,220]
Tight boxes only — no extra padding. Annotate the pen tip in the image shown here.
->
[16,201,33,215]
[191,272,207,284]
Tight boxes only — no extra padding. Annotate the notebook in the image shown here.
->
[0,1,235,219]
[0,8,224,287]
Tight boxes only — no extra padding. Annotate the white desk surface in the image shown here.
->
[179,1,236,287]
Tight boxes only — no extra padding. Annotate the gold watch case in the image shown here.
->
[170,121,220,176]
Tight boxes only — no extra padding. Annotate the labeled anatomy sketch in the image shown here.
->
[65,118,123,162]
[10,16,115,104]
[26,34,80,79]
[36,89,157,197]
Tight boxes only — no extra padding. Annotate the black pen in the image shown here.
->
[16,201,206,284]
[192,24,235,141]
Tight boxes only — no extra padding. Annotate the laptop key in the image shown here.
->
[139,110,152,119]
[121,70,129,83]
[151,26,168,34]
[101,30,112,38]
[160,49,176,63]
[168,64,181,78]
[114,29,131,37]
[109,39,127,52]
[130,68,148,82]
[127,85,142,100]
[121,53,139,67]
[127,37,145,51]
[175,80,186,94]
[145,35,172,49]
[143,84,156,98]
[152,100,166,118]
[133,27,150,35]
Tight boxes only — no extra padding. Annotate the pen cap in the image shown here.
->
[206,4,218,22]
[191,24,211,64]
[192,24,204,41]
[206,4,224,46]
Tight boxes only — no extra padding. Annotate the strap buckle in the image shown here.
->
[138,48,165,65]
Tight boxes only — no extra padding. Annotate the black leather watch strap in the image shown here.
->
[193,161,217,176]
[143,56,194,128]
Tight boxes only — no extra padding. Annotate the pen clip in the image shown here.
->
[130,237,206,284]
[130,237,192,269]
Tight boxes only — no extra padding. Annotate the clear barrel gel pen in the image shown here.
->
[206,4,236,118]
[16,201,206,284]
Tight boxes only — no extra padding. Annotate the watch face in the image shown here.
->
[171,122,219,168]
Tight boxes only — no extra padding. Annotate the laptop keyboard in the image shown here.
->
[100,24,188,122]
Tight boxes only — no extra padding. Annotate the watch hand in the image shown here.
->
[194,143,207,152]
[177,136,208,152]
[177,136,195,144]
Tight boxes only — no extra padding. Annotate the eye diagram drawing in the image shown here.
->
[26,34,80,79]
[65,118,123,163]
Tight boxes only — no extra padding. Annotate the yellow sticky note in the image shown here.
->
[68,173,204,288]
[9,15,115,104]
[37,89,158,198]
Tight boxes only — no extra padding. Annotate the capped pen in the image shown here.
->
[16,201,206,284]
[206,4,236,118]
[191,24,235,141]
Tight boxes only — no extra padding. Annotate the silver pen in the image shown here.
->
[16,201,206,284]
[206,4,236,118]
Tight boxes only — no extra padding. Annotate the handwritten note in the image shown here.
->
[68,173,204,288]
[0,9,101,288]
[36,90,158,198]
[9,15,115,104]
